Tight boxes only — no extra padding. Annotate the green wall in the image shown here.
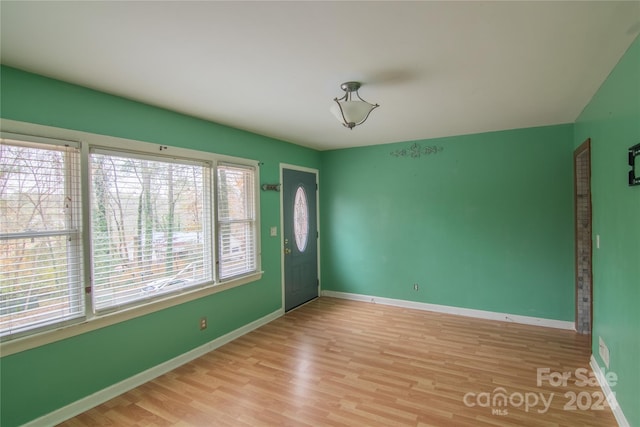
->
[574,35,640,427]
[2,34,638,424]
[0,66,320,427]
[320,124,575,321]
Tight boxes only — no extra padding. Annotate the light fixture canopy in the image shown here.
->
[330,81,379,129]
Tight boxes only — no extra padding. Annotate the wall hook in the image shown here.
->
[261,184,281,192]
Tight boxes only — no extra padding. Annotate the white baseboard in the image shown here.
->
[590,355,629,427]
[23,308,284,427]
[321,290,575,330]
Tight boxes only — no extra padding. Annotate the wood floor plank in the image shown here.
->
[58,297,618,426]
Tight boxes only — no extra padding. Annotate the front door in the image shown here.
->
[283,168,318,311]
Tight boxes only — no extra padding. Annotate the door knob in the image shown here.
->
[284,247,292,255]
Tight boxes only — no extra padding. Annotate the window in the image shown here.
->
[217,164,257,279]
[0,136,84,338]
[293,186,309,252]
[90,150,212,311]
[0,132,260,341]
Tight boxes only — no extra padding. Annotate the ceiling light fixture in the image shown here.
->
[330,81,379,129]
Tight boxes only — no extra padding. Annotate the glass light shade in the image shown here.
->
[330,101,376,127]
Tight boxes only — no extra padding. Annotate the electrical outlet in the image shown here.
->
[599,336,610,368]
[413,283,419,291]
[199,317,207,331]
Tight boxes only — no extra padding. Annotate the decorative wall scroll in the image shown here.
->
[390,143,443,158]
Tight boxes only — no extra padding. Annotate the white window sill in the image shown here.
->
[0,272,263,357]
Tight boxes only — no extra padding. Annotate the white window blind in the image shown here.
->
[0,137,84,338]
[217,163,257,279]
[90,150,212,311]
[1,130,261,342]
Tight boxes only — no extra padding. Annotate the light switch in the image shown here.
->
[596,234,600,249]
[270,226,277,237]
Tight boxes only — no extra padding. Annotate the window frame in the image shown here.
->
[0,125,262,353]
[216,162,259,281]
[88,147,216,314]
[0,134,85,339]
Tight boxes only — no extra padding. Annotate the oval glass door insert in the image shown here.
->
[294,185,309,252]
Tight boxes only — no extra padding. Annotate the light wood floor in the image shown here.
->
[60,297,617,426]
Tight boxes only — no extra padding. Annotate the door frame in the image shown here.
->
[280,164,320,311]
[573,138,592,337]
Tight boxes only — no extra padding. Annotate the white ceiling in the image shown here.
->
[1,1,639,151]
